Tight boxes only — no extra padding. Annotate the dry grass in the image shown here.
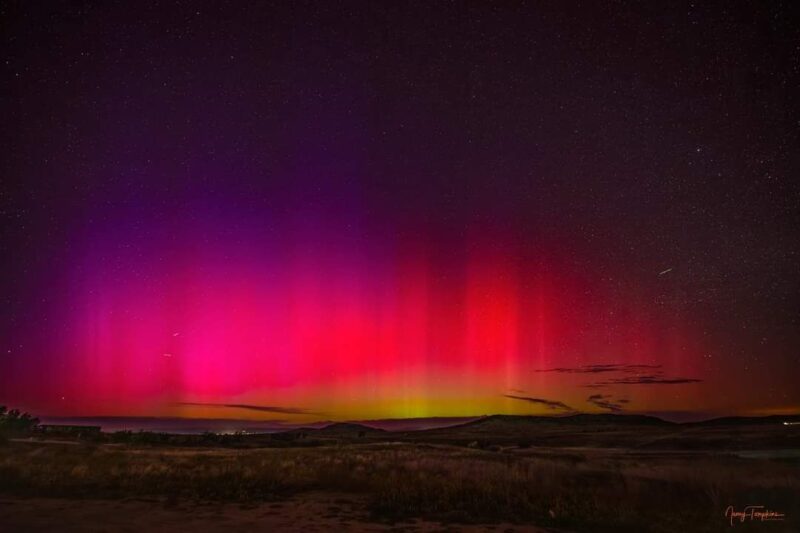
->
[1,441,798,532]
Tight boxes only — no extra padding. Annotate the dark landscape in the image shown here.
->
[1,410,799,532]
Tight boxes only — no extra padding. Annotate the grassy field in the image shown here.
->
[1,435,798,532]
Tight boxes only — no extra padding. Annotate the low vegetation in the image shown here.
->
[1,439,797,532]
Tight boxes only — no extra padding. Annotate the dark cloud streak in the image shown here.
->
[535,363,702,389]
[177,402,319,415]
[536,363,663,374]
[586,394,627,412]
[503,394,573,411]
[586,376,703,387]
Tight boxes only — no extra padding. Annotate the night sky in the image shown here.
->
[2,1,798,423]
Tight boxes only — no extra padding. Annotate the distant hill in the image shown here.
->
[316,422,385,434]
[37,416,299,434]
[30,411,800,450]
[559,413,674,425]
[685,414,800,427]
[351,416,479,431]
[455,413,674,430]
[284,422,385,438]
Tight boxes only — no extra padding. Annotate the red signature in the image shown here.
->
[725,505,785,526]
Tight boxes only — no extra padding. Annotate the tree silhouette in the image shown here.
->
[0,406,39,435]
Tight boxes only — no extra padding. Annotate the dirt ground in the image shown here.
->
[0,494,560,533]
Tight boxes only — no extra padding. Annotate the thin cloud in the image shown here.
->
[590,376,702,386]
[504,394,573,411]
[534,362,702,388]
[177,402,319,415]
[587,394,628,412]
[536,363,662,374]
